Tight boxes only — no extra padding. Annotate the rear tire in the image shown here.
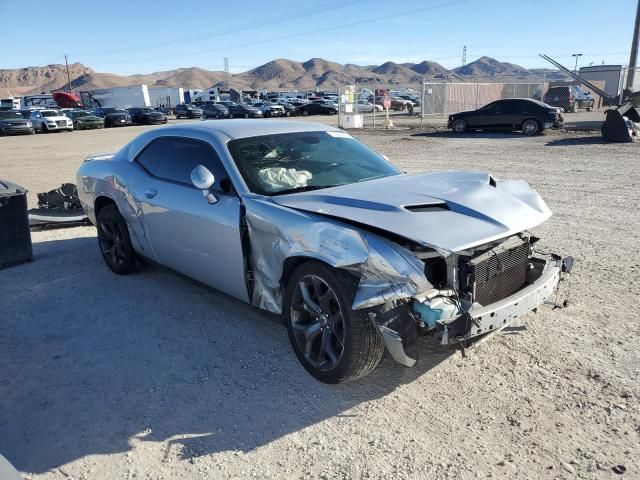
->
[522,118,541,136]
[571,101,579,113]
[284,261,385,384]
[96,204,138,275]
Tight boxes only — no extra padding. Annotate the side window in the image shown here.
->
[136,137,227,191]
[501,101,521,113]
[482,102,497,112]
[135,137,168,174]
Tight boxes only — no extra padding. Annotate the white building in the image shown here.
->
[148,87,184,108]
[579,65,640,99]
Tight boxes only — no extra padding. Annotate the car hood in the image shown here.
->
[42,116,71,121]
[271,171,552,254]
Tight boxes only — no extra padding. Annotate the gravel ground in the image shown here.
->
[1,121,639,480]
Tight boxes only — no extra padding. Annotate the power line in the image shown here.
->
[87,0,472,67]
[72,0,368,57]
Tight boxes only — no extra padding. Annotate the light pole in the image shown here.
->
[572,53,583,74]
[625,0,640,90]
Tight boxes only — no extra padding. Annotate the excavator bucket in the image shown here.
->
[601,104,640,142]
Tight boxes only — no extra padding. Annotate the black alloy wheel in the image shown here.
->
[96,204,137,275]
[284,262,385,383]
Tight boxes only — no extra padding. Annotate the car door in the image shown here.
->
[132,136,249,302]
[471,101,501,128]
[30,111,43,129]
[506,100,529,127]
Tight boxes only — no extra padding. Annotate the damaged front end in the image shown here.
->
[244,197,572,368]
[378,234,573,366]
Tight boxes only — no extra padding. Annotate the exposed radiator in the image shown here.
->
[459,237,530,306]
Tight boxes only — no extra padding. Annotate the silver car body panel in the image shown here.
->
[243,196,432,312]
[77,120,557,320]
[272,171,552,254]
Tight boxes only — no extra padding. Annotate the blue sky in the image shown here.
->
[1,0,637,74]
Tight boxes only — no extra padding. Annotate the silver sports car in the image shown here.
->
[76,120,573,383]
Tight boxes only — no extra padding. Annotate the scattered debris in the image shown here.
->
[28,183,89,229]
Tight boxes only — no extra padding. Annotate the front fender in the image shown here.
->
[243,197,432,314]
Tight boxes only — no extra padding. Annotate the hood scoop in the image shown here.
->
[404,203,449,213]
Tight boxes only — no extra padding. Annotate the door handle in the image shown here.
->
[145,189,157,199]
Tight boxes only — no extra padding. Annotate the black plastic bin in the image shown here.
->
[0,180,33,269]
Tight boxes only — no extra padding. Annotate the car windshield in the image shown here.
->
[42,110,59,117]
[105,108,126,114]
[138,108,154,112]
[73,111,91,118]
[227,131,400,195]
[0,111,23,119]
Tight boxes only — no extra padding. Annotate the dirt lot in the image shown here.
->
[1,120,639,480]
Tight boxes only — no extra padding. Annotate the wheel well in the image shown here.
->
[94,196,116,217]
[280,256,358,290]
[280,257,315,289]
[522,117,541,127]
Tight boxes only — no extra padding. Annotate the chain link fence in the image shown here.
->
[335,67,640,132]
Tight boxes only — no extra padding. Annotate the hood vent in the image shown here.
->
[404,203,449,213]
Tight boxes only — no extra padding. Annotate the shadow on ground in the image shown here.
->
[411,131,527,140]
[0,234,455,474]
[544,136,619,147]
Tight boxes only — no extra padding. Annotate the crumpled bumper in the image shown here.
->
[439,258,564,345]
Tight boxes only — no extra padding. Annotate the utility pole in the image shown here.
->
[223,57,229,91]
[462,45,467,69]
[626,0,640,90]
[572,53,583,74]
[64,54,72,92]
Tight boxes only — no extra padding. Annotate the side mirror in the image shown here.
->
[191,164,217,204]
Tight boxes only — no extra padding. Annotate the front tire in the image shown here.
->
[522,118,541,136]
[96,204,137,275]
[587,100,594,112]
[452,118,467,133]
[284,262,385,384]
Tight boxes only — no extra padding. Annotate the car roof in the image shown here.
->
[157,119,339,140]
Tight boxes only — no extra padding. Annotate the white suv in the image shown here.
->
[252,102,285,118]
[30,109,73,133]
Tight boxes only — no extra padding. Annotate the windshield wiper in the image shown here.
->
[270,184,341,196]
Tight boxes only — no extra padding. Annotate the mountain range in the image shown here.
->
[0,56,570,97]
